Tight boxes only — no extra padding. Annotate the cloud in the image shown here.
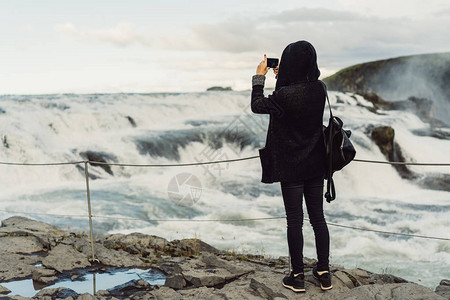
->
[271,7,364,22]
[54,22,152,47]
[53,6,450,71]
[176,7,450,67]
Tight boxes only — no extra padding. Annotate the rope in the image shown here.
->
[0,209,87,218]
[325,221,450,241]
[1,209,448,241]
[0,157,449,167]
[86,156,260,167]
[353,159,450,166]
[0,161,84,166]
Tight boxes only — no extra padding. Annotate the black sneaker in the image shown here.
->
[313,267,333,290]
[282,272,305,293]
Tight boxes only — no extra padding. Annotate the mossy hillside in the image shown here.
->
[323,52,450,101]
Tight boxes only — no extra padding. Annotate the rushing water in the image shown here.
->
[0,91,448,289]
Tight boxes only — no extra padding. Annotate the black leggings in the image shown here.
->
[281,176,330,273]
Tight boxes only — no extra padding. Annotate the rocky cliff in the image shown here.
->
[0,216,448,300]
[323,52,450,120]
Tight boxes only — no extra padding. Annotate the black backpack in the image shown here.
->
[322,83,356,203]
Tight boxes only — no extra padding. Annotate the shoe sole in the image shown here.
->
[282,282,305,293]
[320,283,333,290]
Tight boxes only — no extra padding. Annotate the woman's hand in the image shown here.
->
[273,66,279,76]
[256,55,269,75]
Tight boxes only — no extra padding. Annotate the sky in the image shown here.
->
[1,0,449,94]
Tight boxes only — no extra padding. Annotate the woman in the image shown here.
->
[251,41,332,293]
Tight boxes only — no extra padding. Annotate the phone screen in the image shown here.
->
[267,58,279,68]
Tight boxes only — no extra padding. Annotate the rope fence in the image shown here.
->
[0,208,448,242]
[0,155,449,260]
[1,156,450,167]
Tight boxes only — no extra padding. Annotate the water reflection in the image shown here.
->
[2,267,167,297]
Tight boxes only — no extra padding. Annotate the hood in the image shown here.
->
[275,41,321,90]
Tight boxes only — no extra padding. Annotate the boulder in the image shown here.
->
[0,236,44,254]
[165,274,186,290]
[370,126,415,179]
[99,232,169,256]
[79,150,116,176]
[249,278,288,299]
[150,286,183,299]
[33,287,79,299]
[74,237,147,268]
[0,253,40,281]
[107,279,153,298]
[0,216,68,249]
[0,284,11,295]
[435,279,450,299]
[42,244,91,273]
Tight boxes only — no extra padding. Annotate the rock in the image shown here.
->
[1,216,65,235]
[74,237,147,268]
[42,244,91,273]
[157,262,182,275]
[344,268,371,285]
[0,253,40,281]
[435,279,450,299]
[165,238,220,257]
[439,279,450,286]
[206,86,232,91]
[2,135,9,148]
[368,273,409,284]
[334,270,355,289]
[151,286,183,299]
[0,216,447,300]
[76,293,95,300]
[165,274,186,290]
[0,216,68,249]
[371,126,395,157]
[369,126,415,179]
[126,116,137,127]
[106,279,153,298]
[201,254,239,273]
[412,128,450,140]
[325,283,446,300]
[0,284,11,295]
[32,267,58,285]
[79,151,117,176]
[249,278,287,299]
[418,174,450,192]
[0,236,44,254]
[323,52,450,121]
[33,287,79,299]
[99,233,169,256]
[388,96,435,122]
[94,290,110,296]
[391,283,446,300]
[173,254,254,289]
[178,286,228,300]
[360,92,390,109]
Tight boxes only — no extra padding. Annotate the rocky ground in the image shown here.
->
[0,216,448,300]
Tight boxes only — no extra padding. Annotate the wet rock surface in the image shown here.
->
[368,125,415,179]
[0,216,447,299]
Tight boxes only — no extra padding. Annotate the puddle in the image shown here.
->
[2,268,167,297]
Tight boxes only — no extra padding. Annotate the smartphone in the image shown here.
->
[267,58,279,68]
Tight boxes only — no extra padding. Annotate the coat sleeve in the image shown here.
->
[251,75,283,117]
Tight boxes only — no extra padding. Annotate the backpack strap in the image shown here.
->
[321,82,336,203]
[321,81,333,118]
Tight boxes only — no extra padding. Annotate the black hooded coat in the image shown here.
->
[251,41,326,183]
